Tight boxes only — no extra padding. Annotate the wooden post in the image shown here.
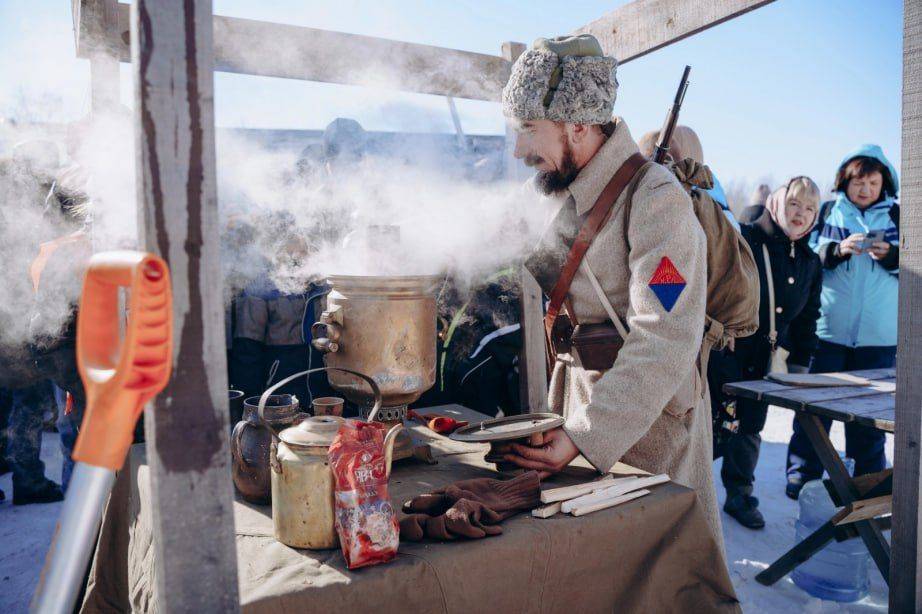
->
[73,0,121,111]
[500,41,526,182]
[501,41,547,414]
[131,1,240,612]
[90,54,119,112]
[892,1,922,609]
[519,266,548,414]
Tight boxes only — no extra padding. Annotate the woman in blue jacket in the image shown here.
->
[785,145,900,498]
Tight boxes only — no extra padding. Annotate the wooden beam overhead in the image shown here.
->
[81,1,511,101]
[574,0,776,64]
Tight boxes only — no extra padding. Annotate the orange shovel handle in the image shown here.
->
[74,251,173,470]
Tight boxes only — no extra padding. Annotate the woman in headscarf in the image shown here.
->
[708,176,823,529]
[785,145,900,499]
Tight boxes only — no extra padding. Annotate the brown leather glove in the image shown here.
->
[400,499,505,541]
[399,472,540,542]
[402,471,540,518]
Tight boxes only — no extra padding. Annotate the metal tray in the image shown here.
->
[448,413,564,443]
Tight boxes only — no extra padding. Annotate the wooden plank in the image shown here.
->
[574,0,776,64]
[92,2,512,101]
[810,393,895,432]
[570,488,650,517]
[892,0,922,608]
[532,502,562,518]
[518,266,548,414]
[722,378,791,401]
[763,385,891,412]
[540,474,616,504]
[131,1,240,611]
[834,495,893,527]
[824,469,892,507]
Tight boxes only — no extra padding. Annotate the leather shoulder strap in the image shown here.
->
[544,152,647,336]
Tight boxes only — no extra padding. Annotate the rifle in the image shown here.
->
[652,65,691,164]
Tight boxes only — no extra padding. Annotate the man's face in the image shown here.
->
[512,119,579,194]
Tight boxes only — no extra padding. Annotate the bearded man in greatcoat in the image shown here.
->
[500,35,725,550]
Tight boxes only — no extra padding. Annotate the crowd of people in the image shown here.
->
[0,106,900,549]
[708,143,900,530]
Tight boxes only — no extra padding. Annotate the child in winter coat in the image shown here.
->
[785,145,900,498]
[709,176,823,528]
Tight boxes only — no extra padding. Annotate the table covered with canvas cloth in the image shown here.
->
[81,405,738,613]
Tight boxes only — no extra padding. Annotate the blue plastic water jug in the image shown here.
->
[791,458,870,602]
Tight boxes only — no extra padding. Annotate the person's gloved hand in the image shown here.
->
[400,499,505,541]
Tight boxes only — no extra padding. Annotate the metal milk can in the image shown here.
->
[270,416,343,549]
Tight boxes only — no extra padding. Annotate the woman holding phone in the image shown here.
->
[785,144,900,498]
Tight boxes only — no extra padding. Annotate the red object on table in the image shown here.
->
[407,410,469,435]
[328,420,400,569]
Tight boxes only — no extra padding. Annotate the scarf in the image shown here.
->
[765,186,817,241]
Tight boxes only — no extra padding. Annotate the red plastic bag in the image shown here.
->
[328,420,399,569]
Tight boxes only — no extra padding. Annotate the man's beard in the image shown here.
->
[533,144,580,195]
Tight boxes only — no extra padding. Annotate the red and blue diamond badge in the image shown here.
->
[648,257,686,312]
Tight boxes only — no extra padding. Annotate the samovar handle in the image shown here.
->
[257,367,383,433]
[311,307,342,354]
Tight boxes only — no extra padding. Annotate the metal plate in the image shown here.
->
[448,413,564,443]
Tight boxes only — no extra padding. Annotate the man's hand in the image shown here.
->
[503,427,579,479]
[868,241,891,261]
[837,233,866,256]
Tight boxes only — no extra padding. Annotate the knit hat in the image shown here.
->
[502,34,618,125]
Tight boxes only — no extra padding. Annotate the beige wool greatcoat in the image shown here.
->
[534,118,725,549]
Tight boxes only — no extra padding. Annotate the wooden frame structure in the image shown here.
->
[70,0,921,610]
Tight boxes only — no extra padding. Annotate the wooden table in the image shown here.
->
[724,368,895,587]
[81,405,739,613]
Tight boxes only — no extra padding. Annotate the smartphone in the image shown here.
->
[859,230,886,250]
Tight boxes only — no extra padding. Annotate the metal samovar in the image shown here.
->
[311,274,440,461]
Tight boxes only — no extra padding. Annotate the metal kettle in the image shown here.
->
[258,367,401,550]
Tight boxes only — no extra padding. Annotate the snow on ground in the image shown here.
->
[717,406,893,613]
[1,432,64,612]
[0,409,895,612]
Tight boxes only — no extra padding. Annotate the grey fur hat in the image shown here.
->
[502,34,618,125]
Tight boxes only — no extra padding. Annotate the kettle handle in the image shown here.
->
[383,424,404,478]
[257,367,383,438]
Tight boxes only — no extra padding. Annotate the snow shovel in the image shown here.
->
[31,251,173,614]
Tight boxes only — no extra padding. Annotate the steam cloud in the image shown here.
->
[0,9,550,356]
[0,109,548,352]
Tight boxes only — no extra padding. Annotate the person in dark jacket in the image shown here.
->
[785,145,900,499]
[229,277,335,411]
[416,269,523,417]
[709,176,823,528]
